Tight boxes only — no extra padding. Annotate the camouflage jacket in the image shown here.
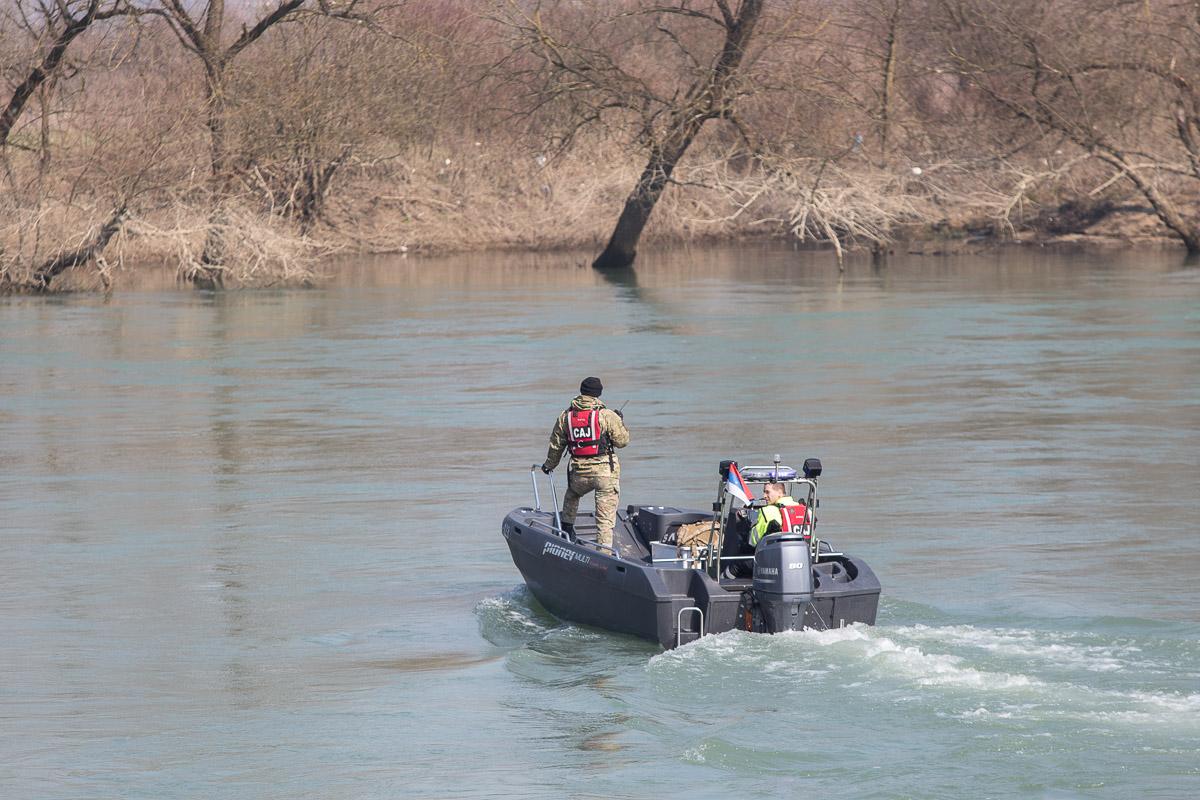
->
[541,395,630,476]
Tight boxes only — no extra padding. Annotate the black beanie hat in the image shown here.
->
[580,376,603,397]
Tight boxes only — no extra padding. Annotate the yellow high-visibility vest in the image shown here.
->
[749,497,800,548]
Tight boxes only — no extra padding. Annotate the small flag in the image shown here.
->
[726,462,754,505]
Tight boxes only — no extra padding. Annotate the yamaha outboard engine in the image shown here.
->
[750,534,814,632]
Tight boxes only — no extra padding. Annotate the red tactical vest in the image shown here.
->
[566,409,609,457]
[779,503,812,538]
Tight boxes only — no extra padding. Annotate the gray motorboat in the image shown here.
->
[501,458,881,649]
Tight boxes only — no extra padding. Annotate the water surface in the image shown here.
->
[2,245,1198,798]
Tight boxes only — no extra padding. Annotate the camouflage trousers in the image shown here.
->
[561,467,620,547]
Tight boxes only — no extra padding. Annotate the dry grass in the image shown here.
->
[0,200,119,290]
[1,198,329,291]
[317,139,646,254]
[128,203,330,288]
[4,132,1174,294]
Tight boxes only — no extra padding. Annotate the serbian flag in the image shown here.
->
[726,462,754,505]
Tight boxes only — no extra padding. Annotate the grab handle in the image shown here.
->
[530,465,565,538]
[529,465,542,510]
[548,470,563,534]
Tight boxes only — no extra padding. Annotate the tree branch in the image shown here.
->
[225,0,308,64]
[0,0,127,145]
[30,205,129,289]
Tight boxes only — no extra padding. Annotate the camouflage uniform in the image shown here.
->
[541,394,630,548]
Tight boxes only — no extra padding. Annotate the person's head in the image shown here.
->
[763,482,786,503]
[580,376,603,397]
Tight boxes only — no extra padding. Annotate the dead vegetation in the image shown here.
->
[2,0,1198,294]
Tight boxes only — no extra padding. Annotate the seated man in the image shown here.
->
[722,483,811,579]
[748,482,810,548]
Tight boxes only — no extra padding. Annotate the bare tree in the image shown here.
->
[227,7,432,235]
[0,0,142,292]
[941,0,1200,253]
[144,0,369,286]
[503,0,769,269]
[811,0,909,161]
[0,0,133,146]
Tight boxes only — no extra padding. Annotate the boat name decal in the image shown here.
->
[542,541,592,565]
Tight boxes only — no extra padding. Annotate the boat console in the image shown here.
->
[627,505,712,542]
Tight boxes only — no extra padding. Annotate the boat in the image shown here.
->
[501,457,881,649]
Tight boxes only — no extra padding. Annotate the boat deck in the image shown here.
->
[554,509,761,589]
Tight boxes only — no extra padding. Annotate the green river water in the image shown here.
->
[2,244,1198,798]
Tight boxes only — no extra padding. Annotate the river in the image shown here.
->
[2,244,1198,798]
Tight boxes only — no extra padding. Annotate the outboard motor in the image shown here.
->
[750,534,814,633]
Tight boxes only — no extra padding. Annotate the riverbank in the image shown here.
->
[902,203,1183,256]
[9,226,1188,298]
[2,144,1189,295]
[5,1,1199,295]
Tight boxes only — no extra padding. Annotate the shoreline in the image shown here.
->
[4,225,1190,297]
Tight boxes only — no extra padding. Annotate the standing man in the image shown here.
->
[540,377,630,549]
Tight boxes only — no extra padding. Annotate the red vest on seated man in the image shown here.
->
[778,502,812,538]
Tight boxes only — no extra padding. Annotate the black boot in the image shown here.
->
[560,521,576,540]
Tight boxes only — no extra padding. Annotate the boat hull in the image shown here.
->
[502,508,880,649]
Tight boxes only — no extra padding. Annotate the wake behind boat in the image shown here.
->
[501,458,881,649]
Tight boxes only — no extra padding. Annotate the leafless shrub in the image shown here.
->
[0,201,128,290]
[123,202,329,288]
[937,0,1200,252]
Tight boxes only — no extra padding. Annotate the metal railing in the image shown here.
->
[527,465,838,565]
[527,466,619,554]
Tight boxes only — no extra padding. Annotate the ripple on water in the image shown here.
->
[646,621,1200,744]
[474,586,564,648]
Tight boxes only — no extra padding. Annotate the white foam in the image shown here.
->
[1110,687,1200,716]
[958,706,1015,719]
[891,624,1144,673]
[876,626,1200,729]
[653,624,1041,693]
[650,623,1199,733]
[475,593,554,634]
[854,631,1041,691]
[649,629,750,667]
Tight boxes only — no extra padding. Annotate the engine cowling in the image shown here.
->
[751,534,814,633]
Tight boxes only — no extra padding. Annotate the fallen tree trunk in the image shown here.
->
[26,206,128,291]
